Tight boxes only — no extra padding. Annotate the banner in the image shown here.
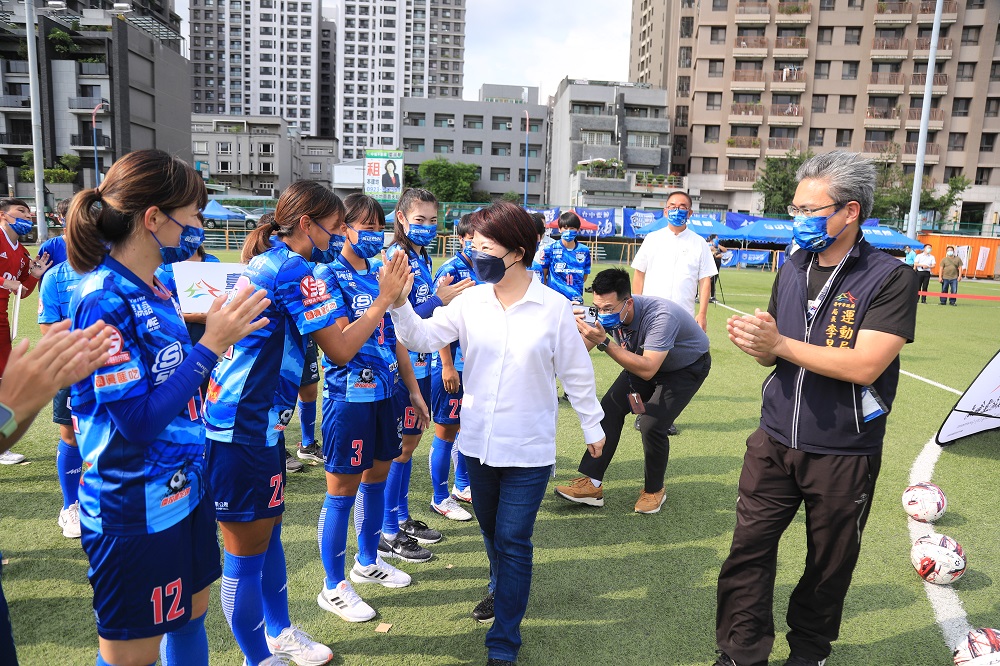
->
[977,246,990,272]
[174,262,246,314]
[622,208,662,238]
[724,212,757,230]
[574,207,616,237]
[691,211,722,223]
[721,249,771,268]
[937,349,1000,446]
[363,149,404,203]
[526,207,560,225]
[956,246,971,275]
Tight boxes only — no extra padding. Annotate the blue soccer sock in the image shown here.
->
[429,436,454,504]
[319,493,355,589]
[159,611,208,666]
[56,440,82,508]
[381,462,404,537]
[356,481,386,566]
[220,551,270,666]
[298,400,317,448]
[261,523,291,640]
[453,445,470,491]
[398,459,413,522]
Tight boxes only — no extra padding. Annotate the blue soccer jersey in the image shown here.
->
[322,256,399,403]
[431,252,481,373]
[543,241,591,302]
[204,246,342,446]
[37,260,84,325]
[386,244,435,379]
[71,256,205,536]
[38,234,68,269]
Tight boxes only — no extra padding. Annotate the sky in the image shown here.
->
[460,0,632,102]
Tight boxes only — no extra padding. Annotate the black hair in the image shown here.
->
[385,159,397,172]
[591,268,632,302]
[529,212,546,238]
[456,213,473,238]
[558,211,581,229]
[392,187,438,258]
[0,198,30,212]
[665,191,693,208]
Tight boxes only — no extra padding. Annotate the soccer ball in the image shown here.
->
[911,534,966,585]
[953,628,1000,665]
[902,482,947,522]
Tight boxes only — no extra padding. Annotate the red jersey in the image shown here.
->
[0,229,39,326]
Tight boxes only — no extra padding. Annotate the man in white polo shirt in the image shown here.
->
[632,192,718,331]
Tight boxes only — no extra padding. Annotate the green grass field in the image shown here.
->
[3,256,1000,665]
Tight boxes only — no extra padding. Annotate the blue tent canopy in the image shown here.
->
[739,219,795,244]
[203,200,242,220]
[861,226,913,250]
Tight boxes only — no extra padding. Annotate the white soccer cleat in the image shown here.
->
[266,625,333,665]
[58,502,81,539]
[431,496,472,521]
[350,555,412,588]
[0,450,25,465]
[316,580,376,623]
[451,484,472,503]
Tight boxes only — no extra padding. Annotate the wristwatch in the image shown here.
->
[0,402,17,438]
[596,337,611,352]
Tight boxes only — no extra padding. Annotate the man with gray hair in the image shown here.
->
[714,152,918,666]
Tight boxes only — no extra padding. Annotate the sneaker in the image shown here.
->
[666,424,679,436]
[266,625,333,666]
[378,533,432,563]
[452,485,472,503]
[58,502,81,539]
[244,657,290,666]
[634,488,666,514]
[783,657,827,666]
[472,592,494,623]
[0,450,25,465]
[350,556,411,588]
[296,444,325,463]
[634,415,642,431]
[316,580,376,623]
[431,496,472,521]
[398,517,442,544]
[713,651,737,666]
[285,449,304,473]
[553,477,605,507]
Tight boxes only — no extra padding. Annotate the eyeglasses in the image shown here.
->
[787,202,839,217]
[596,299,629,315]
[665,204,691,212]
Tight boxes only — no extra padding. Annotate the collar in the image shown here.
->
[103,254,171,300]
[624,295,642,331]
[483,274,545,308]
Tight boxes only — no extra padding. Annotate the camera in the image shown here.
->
[583,306,598,326]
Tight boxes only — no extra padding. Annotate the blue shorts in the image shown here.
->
[399,375,432,435]
[300,336,320,386]
[52,386,72,426]
[431,365,464,425]
[80,496,220,640]
[322,397,402,474]
[207,440,285,522]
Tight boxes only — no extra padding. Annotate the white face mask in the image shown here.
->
[947,251,955,256]
[924,248,932,253]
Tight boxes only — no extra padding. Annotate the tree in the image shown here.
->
[403,164,423,190]
[871,163,971,223]
[417,157,480,202]
[500,191,520,203]
[752,149,813,215]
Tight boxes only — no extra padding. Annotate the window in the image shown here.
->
[842,61,859,80]
[967,0,984,8]
[712,0,727,8]
[947,133,966,151]
[975,168,992,185]
[680,16,693,38]
[956,63,976,82]
[952,98,971,117]
[217,141,232,154]
[815,28,832,45]
[815,61,830,80]
[710,27,726,44]
[489,168,510,182]
[809,128,825,147]
[845,28,862,45]
[581,131,612,145]
[819,0,834,8]
[676,106,689,128]
[839,95,856,114]
[836,129,853,147]
[987,98,1000,117]
[847,0,863,8]
[707,93,722,110]
[627,133,660,148]
[961,27,981,45]
[705,126,721,143]
[812,95,827,113]
[218,160,232,173]
[679,47,692,69]
[260,162,273,173]
[981,133,997,152]
[944,167,964,180]
[708,60,725,78]
[992,62,1000,82]
[703,157,718,174]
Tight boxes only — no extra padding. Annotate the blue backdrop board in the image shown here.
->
[573,207,616,237]
[721,249,773,268]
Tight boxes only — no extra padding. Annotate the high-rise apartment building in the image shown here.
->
[335,0,466,160]
[631,0,999,232]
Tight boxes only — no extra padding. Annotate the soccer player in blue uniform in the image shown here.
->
[528,212,548,284]
[36,198,70,275]
[64,149,270,666]
[37,257,86,538]
[204,182,410,666]
[543,211,592,303]
[383,188,473,545]
[427,215,480,518]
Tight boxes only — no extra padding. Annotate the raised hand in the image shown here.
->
[435,274,475,305]
[200,282,271,355]
[376,250,412,307]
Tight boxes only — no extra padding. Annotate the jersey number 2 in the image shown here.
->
[151,578,184,625]
[268,474,285,508]
[448,398,461,420]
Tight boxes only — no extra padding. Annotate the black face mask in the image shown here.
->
[469,249,513,284]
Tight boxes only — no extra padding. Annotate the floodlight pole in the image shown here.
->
[523,110,530,207]
[906,0,944,240]
[25,0,48,241]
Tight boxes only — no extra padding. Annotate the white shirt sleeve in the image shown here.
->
[389,297,462,353]
[631,237,650,272]
[698,240,719,279]
[552,298,605,444]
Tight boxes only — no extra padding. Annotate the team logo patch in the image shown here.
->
[835,291,858,305]
[104,327,131,365]
[354,367,377,389]
[300,276,330,306]
[162,467,192,507]
[274,407,294,431]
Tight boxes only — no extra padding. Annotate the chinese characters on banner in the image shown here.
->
[364,149,404,203]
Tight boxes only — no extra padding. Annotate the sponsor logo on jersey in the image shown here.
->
[351,293,373,311]
[129,297,154,317]
[304,301,337,321]
[415,352,428,367]
[206,378,222,403]
[415,284,430,301]
[104,326,132,365]
[300,275,330,306]
[146,316,160,332]
[94,367,141,388]
[353,366,377,388]
[161,486,192,507]
[152,341,184,385]
[214,500,229,510]
[274,407,294,431]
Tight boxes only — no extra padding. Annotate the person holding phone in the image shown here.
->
[554,268,711,514]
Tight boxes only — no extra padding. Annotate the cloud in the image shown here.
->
[462,0,631,101]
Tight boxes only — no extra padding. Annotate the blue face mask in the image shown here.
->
[665,209,689,227]
[792,208,844,253]
[6,214,32,236]
[310,228,346,264]
[470,249,513,284]
[349,228,385,259]
[463,239,474,255]
[153,212,204,264]
[561,230,578,243]
[405,222,438,247]
[597,300,628,331]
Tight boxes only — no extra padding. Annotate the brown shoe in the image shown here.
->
[554,477,605,507]
[634,488,666,514]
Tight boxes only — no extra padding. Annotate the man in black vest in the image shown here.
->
[714,152,918,666]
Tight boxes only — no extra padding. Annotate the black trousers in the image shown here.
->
[578,352,710,493]
[715,429,881,665]
[711,258,722,299]
[915,269,931,302]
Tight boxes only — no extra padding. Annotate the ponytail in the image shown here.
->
[241,181,344,264]
[241,215,280,263]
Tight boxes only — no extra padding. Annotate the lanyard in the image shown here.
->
[805,251,851,323]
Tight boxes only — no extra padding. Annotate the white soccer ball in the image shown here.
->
[953,628,1000,665]
[902,482,947,522]
[911,534,966,585]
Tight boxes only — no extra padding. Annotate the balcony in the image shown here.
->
[4,60,29,74]
[733,36,769,58]
[769,103,804,125]
[0,95,30,110]
[861,141,898,160]
[0,133,32,146]
[725,135,762,157]
[68,97,107,112]
[729,103,765,124]
[874,1,913,25]
[905,107,944,130]
[726,169,758,190]
[864,106,902,129]
[71,133,111,148]
[773,36,808,58]
[867,72,906,94]
[917,1,957,24]
[871,37,909,59]
[731,69,767,91]
[77,62,108,76]
[734,2,771,23]
[913,37,952,60]
[771,68,807,92]
[775,2,811,23]
[766,137,802,156]
[908,73,949,95]
[902,142,941,164]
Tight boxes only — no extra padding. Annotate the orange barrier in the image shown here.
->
[918,291,1000,301]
